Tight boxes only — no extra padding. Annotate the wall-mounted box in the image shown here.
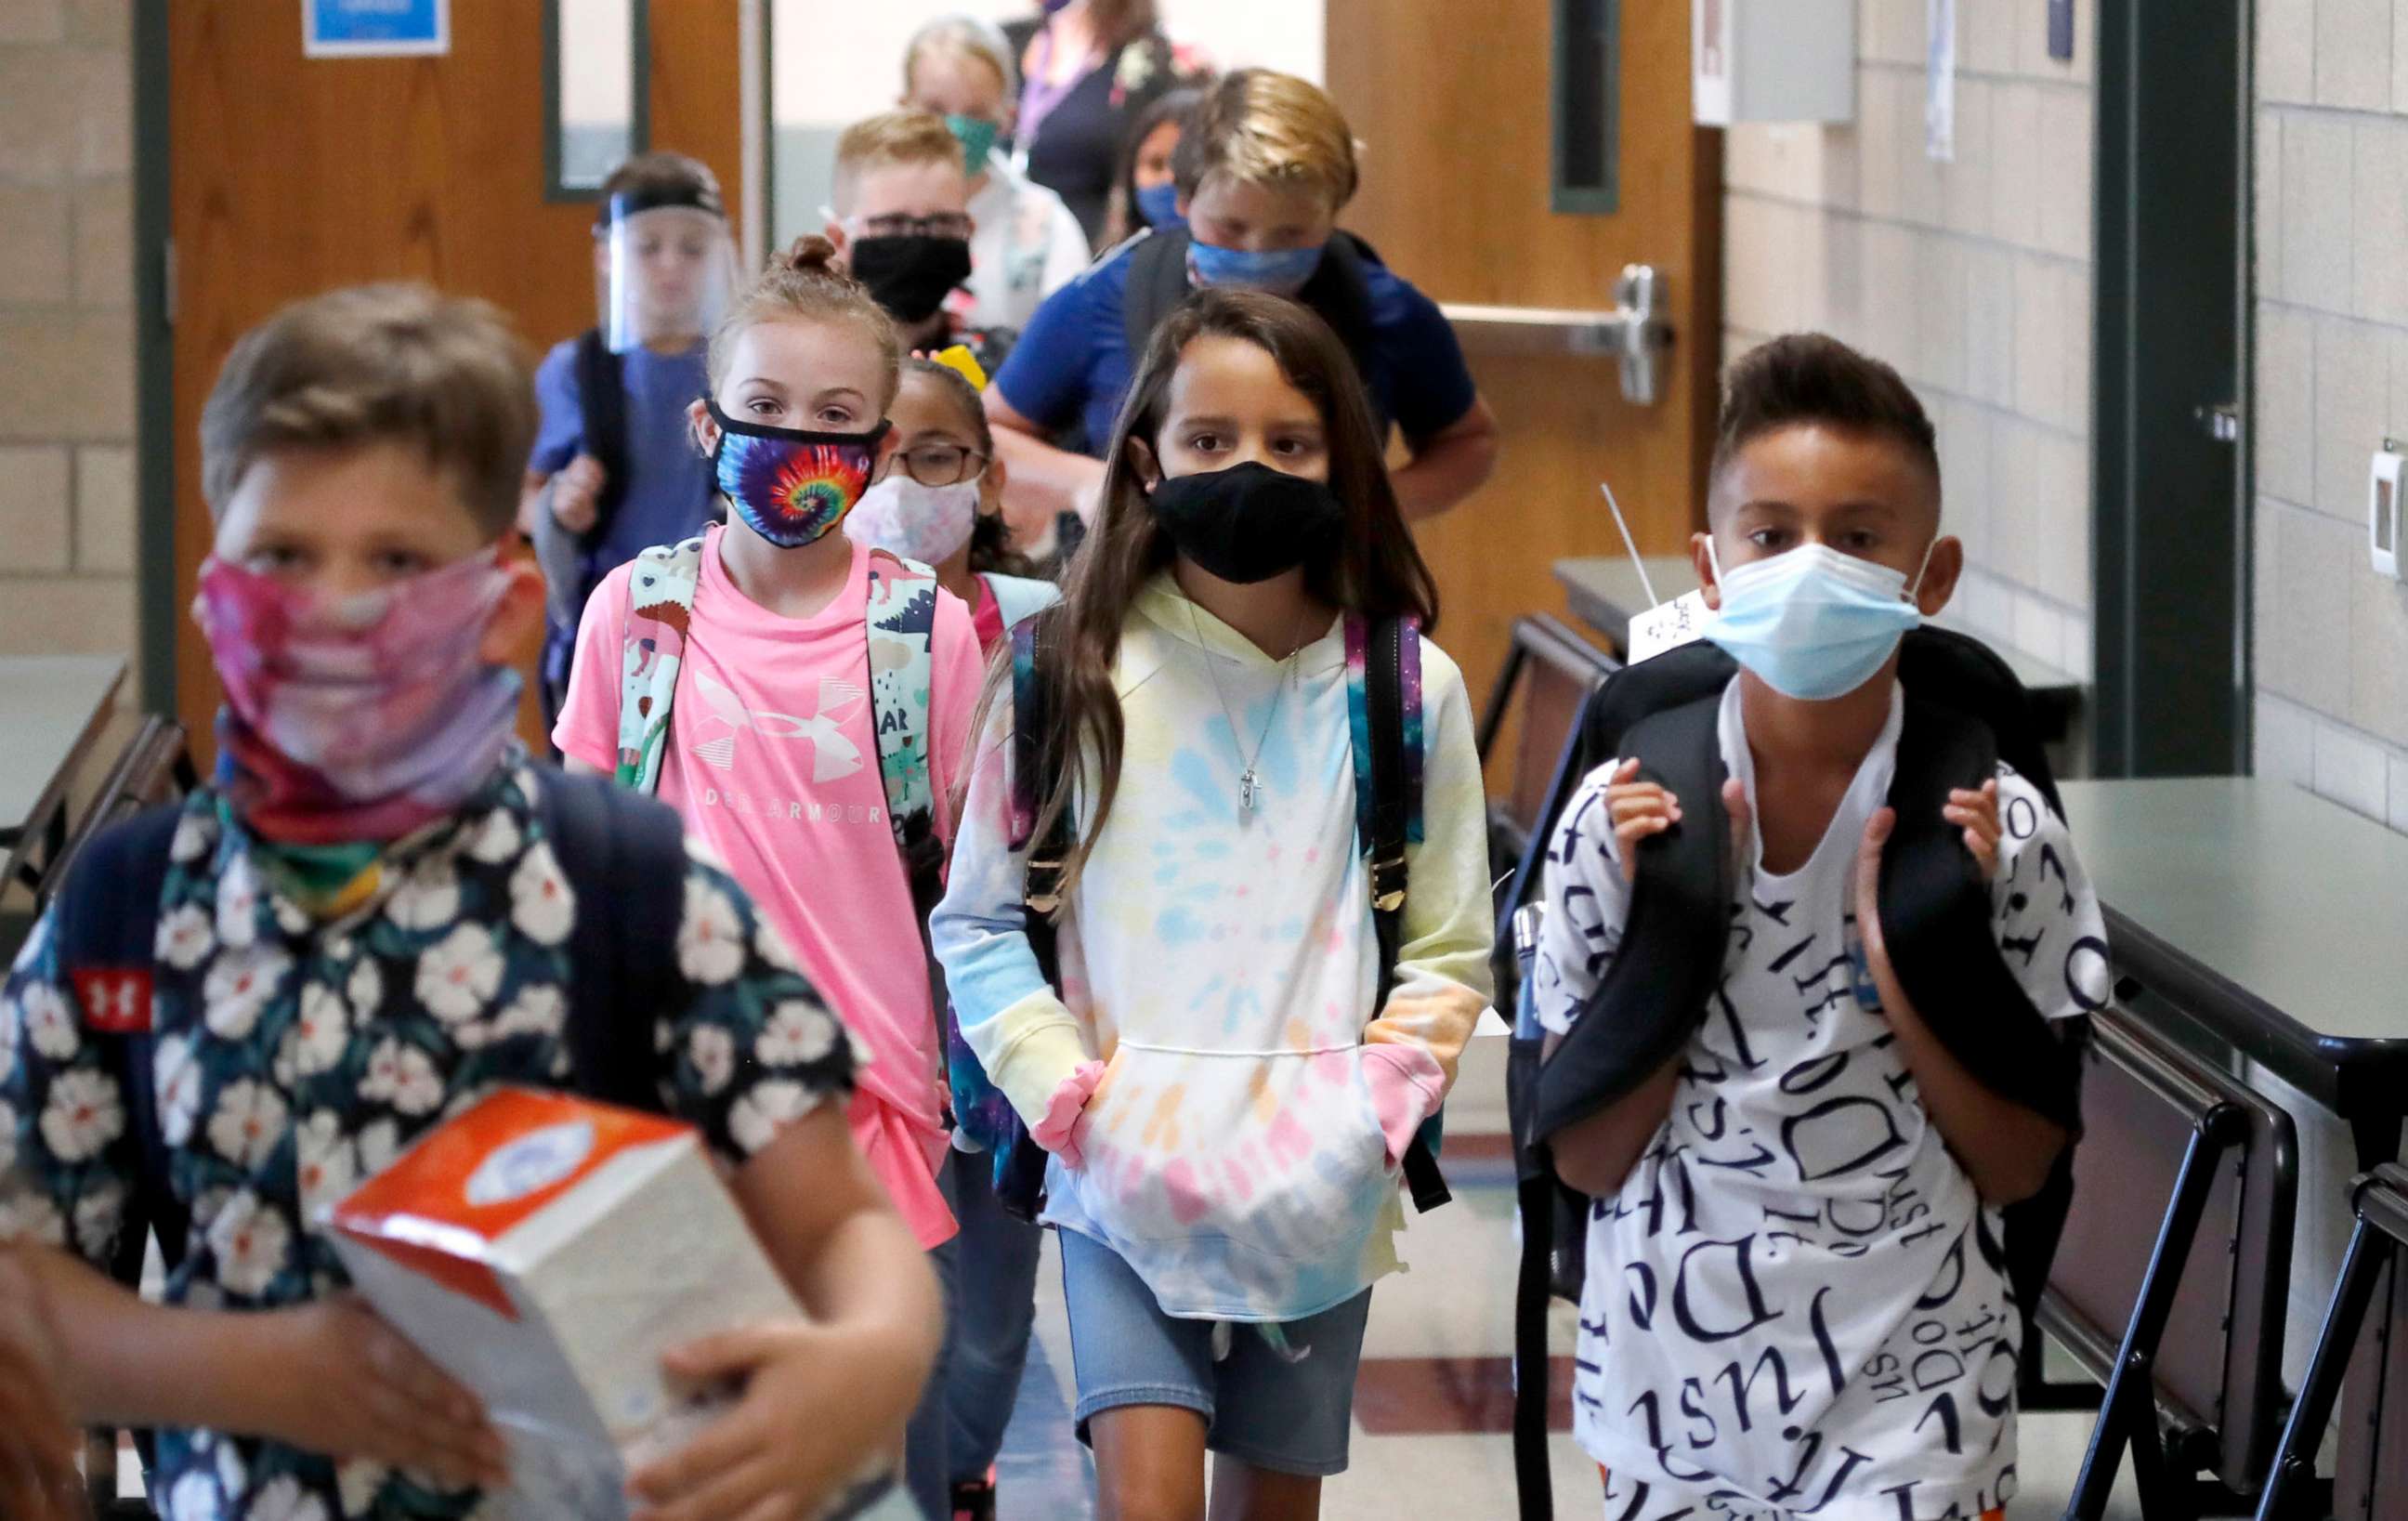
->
[1694,0,1858,125]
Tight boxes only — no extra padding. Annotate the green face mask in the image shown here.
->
[946,113,1001,178]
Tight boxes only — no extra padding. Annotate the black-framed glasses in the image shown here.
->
[889,441,989,487]
[854,212,975,241]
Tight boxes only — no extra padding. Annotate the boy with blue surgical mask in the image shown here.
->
[1532,334,2107,1521]
[986,68,1499,533]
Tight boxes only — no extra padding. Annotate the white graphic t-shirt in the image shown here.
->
[1534,677,2110,1521]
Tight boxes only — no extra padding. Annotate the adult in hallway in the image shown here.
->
[1008,0,1208,249]
[985,69,1501,538]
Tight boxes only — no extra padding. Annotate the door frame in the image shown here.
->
[135,0,174,719]
[2090,0,2252,777]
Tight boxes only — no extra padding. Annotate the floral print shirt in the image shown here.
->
[0,758,856,1520]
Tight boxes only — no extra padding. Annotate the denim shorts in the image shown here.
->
[1057,1226,1373,1477]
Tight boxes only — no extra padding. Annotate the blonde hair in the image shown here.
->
[202,283,534,537]
[708,236,902,409]
[832,110,966,213]
[1174,69,1359,211]
[903,16,1016,99]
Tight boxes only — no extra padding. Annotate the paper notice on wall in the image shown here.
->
[1925,0,1956,161]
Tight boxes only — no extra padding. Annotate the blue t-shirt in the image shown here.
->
[530,337,719,606]
[993,236,1481,457]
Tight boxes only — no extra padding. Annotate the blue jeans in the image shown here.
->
[942,1151,1046,1485]
[903,1161,962,1520]
[1057,1227,1373,1477]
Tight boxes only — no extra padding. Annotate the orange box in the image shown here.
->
[327,1087,821,1514]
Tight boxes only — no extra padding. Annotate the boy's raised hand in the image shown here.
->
[1944,779,2003,880]
[550,453,609,535]
[1606,759,1751,885]
[627,1316,924,1521]
[255,1293,507,1493]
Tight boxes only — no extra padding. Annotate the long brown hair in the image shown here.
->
[1082,0,1160,53]
[998,287,1438,891]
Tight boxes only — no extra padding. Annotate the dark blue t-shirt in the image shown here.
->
[993,235,1481,458]
[530,337,719,606]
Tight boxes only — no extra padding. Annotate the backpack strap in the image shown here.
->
[1528,691,1733,1148]
[616,536,707,793]
[48,805,190,1284]
[573,328,629,545]
[863,550,941,853]
[1347,614,1449,1213]
[542,772,687,1111]
[1881,693,2088,1324]
[988,608,1072,1219]
[863,550,958,1113]
[1121,229,1193,367]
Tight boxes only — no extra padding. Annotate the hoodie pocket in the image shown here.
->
[1064,1041,1394,1263]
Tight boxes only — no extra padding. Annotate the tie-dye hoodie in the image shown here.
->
[930,574,1494,1321]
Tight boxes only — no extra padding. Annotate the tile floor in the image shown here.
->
[988,1134,2145,1519]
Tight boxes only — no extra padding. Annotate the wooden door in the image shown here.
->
[168,0,748,756]
[1324,0,1720,715]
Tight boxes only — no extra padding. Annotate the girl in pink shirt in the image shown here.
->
[553,240,985,1514]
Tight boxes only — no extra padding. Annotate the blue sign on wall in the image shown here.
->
[305,0,450,58]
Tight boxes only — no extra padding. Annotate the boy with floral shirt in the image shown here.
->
[0,284,938,1521]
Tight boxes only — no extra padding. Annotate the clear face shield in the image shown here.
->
[598,195,736,354]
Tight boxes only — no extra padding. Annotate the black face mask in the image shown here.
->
[1145,461,1346,584]
[849,235,974,325]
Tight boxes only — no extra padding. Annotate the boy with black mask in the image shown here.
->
[827,111,1016,378]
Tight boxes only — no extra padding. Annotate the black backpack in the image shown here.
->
[978,605,1452,1223]
[49,773,690,1290]
[1502,628,2089,1521]
[570,328,630,545]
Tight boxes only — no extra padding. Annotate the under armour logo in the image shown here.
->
[691,673,867,782]
[72,968,153,1033]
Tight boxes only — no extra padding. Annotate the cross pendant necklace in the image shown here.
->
[1192,601,1312,820]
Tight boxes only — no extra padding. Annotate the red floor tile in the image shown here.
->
[1353,1354,1575,1435]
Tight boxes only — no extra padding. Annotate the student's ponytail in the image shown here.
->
[708,236,902,405]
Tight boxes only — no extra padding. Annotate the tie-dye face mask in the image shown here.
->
[708,398,891,548]
[194,547,522,847]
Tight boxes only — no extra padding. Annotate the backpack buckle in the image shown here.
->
[1026,855,1066,915]
[1370,850,1407,913]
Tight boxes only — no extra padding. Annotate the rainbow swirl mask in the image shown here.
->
[707,398,892,548]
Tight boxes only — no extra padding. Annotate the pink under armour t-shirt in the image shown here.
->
[556,528,984,1246]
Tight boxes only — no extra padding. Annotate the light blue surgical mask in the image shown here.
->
[1703,540,1933,701]
[1136,181,1184,229]
[1185,238,1325,296]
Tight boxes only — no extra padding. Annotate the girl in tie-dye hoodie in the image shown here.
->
[932,289,1493,1513]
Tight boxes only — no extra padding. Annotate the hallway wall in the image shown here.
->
[0,0,137,671]
[2254,0,2408,833]
[1720,0,2097,684]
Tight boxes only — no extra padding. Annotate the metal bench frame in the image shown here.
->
[2048,997,2297,1520]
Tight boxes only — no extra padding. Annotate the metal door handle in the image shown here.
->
[1438,264,1675,405]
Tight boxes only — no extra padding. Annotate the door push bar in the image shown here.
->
[1439,264,1676,405]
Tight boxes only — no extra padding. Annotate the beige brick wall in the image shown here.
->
[0,0,138,667]
[1721,0,2096,684]
[2253,0,2408,833]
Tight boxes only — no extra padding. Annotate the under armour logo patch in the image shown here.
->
[72,968,153,1033]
